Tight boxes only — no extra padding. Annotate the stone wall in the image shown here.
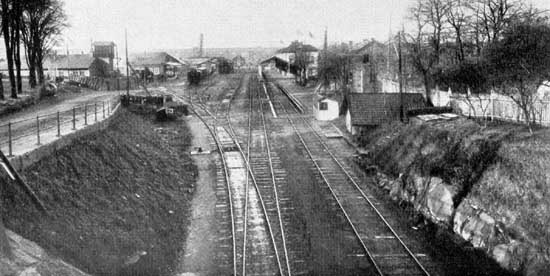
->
[353,120,549,275]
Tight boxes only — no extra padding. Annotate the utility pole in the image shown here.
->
[199,33,204,58]
[125,29,129,97]
[398,29,404,122]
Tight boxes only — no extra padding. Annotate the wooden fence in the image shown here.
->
[440,91,550,126]
[68,76,141,91]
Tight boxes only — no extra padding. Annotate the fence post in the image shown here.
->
[57,111,61,137]
[72,107,76,130]
[108,102,111,115]
[8,122,12,157]
[94,103,97,122]
[103,101,105,119]
[84,105,88,125]
[36,115,40,145]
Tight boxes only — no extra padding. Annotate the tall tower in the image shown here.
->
[199,33,204,57]
[323,27,328,55]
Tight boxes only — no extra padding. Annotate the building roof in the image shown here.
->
[317,95,339,103]
[277,41,318,53]
[92,41,115,47]
[44,54,95,69]
[351,40,387,55]
[348,93,426,126]
[185,57,212,66]
[260,55,288,65]
[131,52,183,67]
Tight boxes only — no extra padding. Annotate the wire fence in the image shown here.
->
[0,99,119,156]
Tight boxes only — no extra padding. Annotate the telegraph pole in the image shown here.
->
[125,29,129,97]
[398,29,404,122]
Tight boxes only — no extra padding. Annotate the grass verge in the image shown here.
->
[1,108,197,275]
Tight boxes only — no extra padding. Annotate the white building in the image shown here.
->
[314,97,339,121]
[274,41,319,79]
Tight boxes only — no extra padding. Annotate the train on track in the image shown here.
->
[187,67,211,85]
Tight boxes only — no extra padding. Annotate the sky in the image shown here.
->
[61,0,550,52]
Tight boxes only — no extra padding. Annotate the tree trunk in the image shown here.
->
[423,72,433,106]
[15,39,22,95]
[1,0,15,99]
[28,52,37,88]
[14,8,22,94]
[37,50,45,84]
[0,74,4,100]
[3,38,15,99]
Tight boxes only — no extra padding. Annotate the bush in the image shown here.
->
[407,106,454,116]
[435,62,489,94]
[38,82,57,99]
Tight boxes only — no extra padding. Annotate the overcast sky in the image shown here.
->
[62,0,550,52]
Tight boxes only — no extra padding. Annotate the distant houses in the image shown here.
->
[0,60,30,77]
[44,54,111,79]
[185,57,216,74]
[232,55,246,69]
[262,41,319,82]
[131,52,185,79]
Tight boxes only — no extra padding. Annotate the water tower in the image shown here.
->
[92,41,116,71]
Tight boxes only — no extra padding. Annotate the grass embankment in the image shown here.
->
[1,109,197,275]
[471,126,550,250]
[357,118,550,260]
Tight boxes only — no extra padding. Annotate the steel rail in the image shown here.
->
[225,78,285,276]
[241,77,252,276]
[267,76,430,276]
[167,89,238,276]
[170,75,285,276]
[258,82,292,276]
[298,117,431,276]
[282,107,385,275]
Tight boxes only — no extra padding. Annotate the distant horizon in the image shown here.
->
[2,0,550,56]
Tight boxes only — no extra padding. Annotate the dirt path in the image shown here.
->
[174,114,218,276]
[0,90,117,125]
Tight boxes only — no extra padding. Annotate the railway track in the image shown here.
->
[265,76,433,276]
[189,74,297,275]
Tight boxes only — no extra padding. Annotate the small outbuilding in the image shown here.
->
[345,93,425,135]
[314,96,340,121]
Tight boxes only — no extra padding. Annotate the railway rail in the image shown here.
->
[185,74,295,275]
[265,75,433,276]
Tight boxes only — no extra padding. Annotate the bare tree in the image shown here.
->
[485,20,550,132]
[405,0,445,104]
[1,0,19,98]
[21,0,67,87]
[446,0,473,62]
[419,0,449,64]
[294,49,311,86]
[475,0,523,43]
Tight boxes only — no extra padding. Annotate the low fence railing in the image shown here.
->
[451,95,550,126]
[0,98,119,156]
[68,76,141,91]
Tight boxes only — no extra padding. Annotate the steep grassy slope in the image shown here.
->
[355,119,550,275]
[1,109,197,275]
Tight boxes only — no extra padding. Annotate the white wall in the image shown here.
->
[346,110,352,133]
[314,99,339,121]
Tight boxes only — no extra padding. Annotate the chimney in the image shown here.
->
[199,33,204,57]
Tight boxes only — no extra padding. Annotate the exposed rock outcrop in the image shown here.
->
[354,119,550,275]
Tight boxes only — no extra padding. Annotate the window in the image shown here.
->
[319,102,328,110]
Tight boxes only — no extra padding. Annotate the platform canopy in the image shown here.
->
[260,56,299,75]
